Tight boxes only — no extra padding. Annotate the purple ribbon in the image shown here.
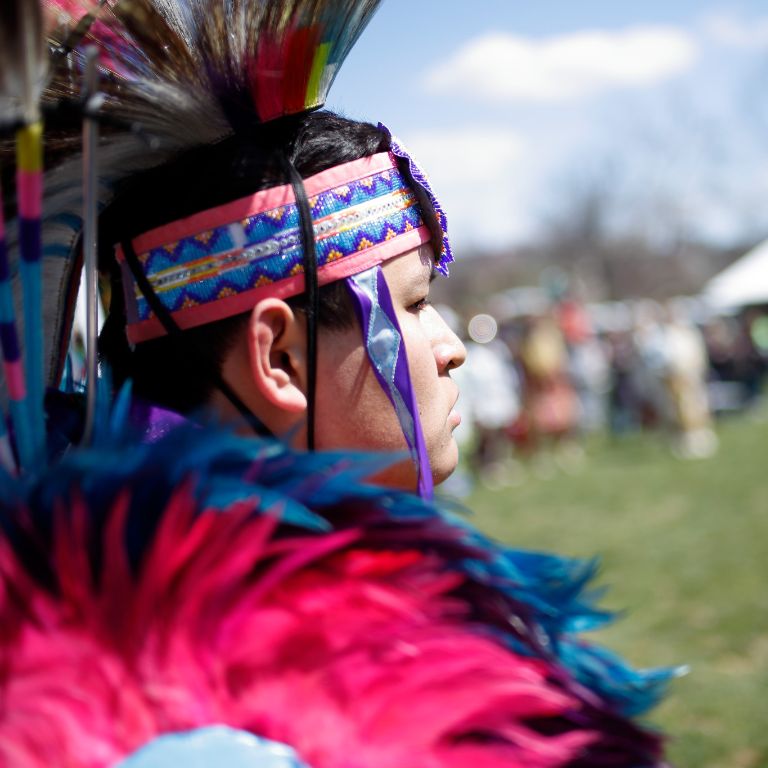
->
[346,266,433,499]
[379,123,454,276]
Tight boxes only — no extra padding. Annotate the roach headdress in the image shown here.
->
[3,0,453,494]
[40,0,385,378]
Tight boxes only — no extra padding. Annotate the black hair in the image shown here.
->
[99,111,391,413]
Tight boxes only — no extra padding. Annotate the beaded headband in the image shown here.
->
[117,152,436,343]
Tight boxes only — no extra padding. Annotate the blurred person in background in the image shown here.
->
[739,309,768,406]
[631,301,670,430]
[513,313,581,473]
[556,291,610,435]
[662,304,718,459]
[703,315,748,414]
[631,302,716,457]
[454,314,521,487]
[606,327,644,434]
[704,311,766,414]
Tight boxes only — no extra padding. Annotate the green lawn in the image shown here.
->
[462,415,768,768]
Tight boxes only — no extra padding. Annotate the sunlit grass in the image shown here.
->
[461,414,768,768]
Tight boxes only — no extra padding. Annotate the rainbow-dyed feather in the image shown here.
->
[46,0,381,126]
[0,1,49,470]
[243,1,381,121]
[0,394,673,767]
[15,122,46,469]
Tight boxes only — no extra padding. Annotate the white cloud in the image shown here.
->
[700,12,768,48]
[424,26,698,104]
[397,128,534,247]
[399,129,524,184]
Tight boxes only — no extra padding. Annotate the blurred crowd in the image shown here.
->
[67,278,768,493]
[446,291,768,489]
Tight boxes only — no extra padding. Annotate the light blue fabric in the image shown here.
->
[114,726,311,768]
[348,267,417,456]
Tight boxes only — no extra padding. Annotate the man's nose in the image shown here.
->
[433,313,467,373]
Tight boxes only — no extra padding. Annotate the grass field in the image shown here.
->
[462,414,768,768]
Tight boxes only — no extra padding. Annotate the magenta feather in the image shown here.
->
[0,476,664,767]
[0,408,670,766]
[6,505,515,763]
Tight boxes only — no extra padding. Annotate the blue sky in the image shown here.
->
[328,1,768,250]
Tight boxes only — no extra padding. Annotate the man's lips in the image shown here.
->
[448,391,461,428]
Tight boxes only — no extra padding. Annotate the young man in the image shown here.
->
[96,113,467,493]
[0,2,673,765]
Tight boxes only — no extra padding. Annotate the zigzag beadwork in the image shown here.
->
[135,205,423,320]
[118,153,434,341]
[142,169,402,276]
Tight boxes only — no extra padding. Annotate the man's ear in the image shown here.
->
[246,298,307,414]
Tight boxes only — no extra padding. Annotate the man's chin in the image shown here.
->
[432,442,459,486]
[361,442,459,493]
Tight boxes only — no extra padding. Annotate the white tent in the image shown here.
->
[705,239,768,310]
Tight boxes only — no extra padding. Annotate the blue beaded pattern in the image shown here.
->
[129,168,424,323]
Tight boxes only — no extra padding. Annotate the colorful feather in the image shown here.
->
[0,401,672,767]
[15,120,46,468]
[0,181,28,470]
[0,0,49,469]
[0,0,382,403]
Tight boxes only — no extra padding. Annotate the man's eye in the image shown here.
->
[408,297,431,312]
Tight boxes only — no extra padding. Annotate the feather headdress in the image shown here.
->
[0,407,671,766]
[0,0,382,399]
